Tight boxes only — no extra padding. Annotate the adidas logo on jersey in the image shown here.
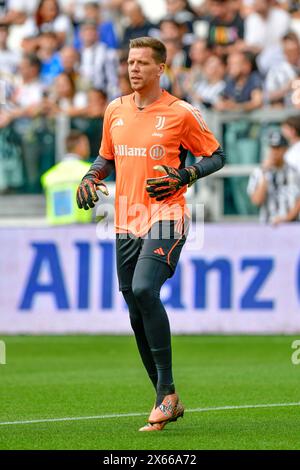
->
[114,145,147,157]
[112,118,124,128]
[153,247,165,256]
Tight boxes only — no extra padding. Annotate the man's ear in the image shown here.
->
[158,63,165,77]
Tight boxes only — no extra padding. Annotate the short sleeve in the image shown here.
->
[178,102,220,157]
[99,105,114,160]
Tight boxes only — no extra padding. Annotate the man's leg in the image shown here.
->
[122,289,158,390]
[131,219,188,408]
[131,258,175,407]
[116,235,158,389]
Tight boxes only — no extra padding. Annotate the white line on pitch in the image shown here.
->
[0,401,300,426]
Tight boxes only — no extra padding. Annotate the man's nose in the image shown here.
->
[131,61,139,71]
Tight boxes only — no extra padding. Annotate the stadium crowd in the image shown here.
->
[0,0,300,222]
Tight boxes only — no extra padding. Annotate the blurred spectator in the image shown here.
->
[119,74,132,95]
[2,54,55,193]
[50,72,87,115]
[165,0,195,33]
[121,0,155,48]
[37,31,62,86]
[191,54,226,109]
[79,19,119,99]
[265,32,300,107]
[11,54,44,114]
[215,51,263,111]
[0,24,20,76]
[247,130,300,224]
[71,88,108,156]
[159,17,193,94]
[0,53,44,128]
[161,37,188,93]
[207,0,244,55]
[282,115,300,173]
[21,0,74,49]
[73,1,119,50]
[58,45,80,81]
[159,16,191,62]
[41,130,93,225]
[243,0,290,74]
[84,88,108,118]
[175,38,211,100]
[0,0,27,26]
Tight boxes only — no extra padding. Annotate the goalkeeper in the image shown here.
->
[76,37,225,431]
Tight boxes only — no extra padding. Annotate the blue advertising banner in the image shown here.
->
[0,223,299,333]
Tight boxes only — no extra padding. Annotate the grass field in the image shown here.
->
[0,335,299,450]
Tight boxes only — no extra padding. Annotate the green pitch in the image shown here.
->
[0,335,299,450]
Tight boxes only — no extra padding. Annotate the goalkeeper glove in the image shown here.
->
[76,171,109,210]
[146,165,199,201]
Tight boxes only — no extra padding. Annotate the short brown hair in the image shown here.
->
[129,36,167,64]
[284,116,300,137]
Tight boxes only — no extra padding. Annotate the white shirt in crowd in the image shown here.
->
[22,15,74,43]
[7,0,39,15]
[244,7,290,74]
[284,141,300,174]
[265,61,298,106]
[13,80,44,108]
[247,164,300,223]
[79,43,120,100]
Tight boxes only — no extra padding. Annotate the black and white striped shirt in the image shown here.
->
[247,164,300,223]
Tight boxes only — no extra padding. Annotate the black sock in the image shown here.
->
[156,383,175,407]
[149,373,158,390]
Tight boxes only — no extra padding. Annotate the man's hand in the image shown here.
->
[146,165,193,201]
[76,173,109,210]
[271,215,286,226]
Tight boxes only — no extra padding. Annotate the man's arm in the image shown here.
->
[215,89,263,112]
[76,155,115,210]
[180,146,226,185]
[146,146,225,201]
[272,198,300,225]
[249,174,268,206]
[87,155,115,180]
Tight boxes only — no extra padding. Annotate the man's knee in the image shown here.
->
[132,279,158,307]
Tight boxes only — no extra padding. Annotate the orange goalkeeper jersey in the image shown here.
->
[99,89,220,236]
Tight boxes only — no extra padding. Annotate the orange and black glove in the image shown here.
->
[146,165,198,201]
[76,172,109,210]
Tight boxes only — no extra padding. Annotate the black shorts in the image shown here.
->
[116,218,189,291]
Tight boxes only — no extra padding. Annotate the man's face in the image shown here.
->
[189,40,209,65]
[209,1,227,19]
[80,25,98,47]
[253,0,269,15]
[268,146,286,167]
[227,53,243,79]
[61,47,78,70]
[283,39,300,66]
[128,47,164,92]
[20,59,37,81]
[281,123,295,142]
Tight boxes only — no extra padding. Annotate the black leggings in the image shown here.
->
[122,257,174,398]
